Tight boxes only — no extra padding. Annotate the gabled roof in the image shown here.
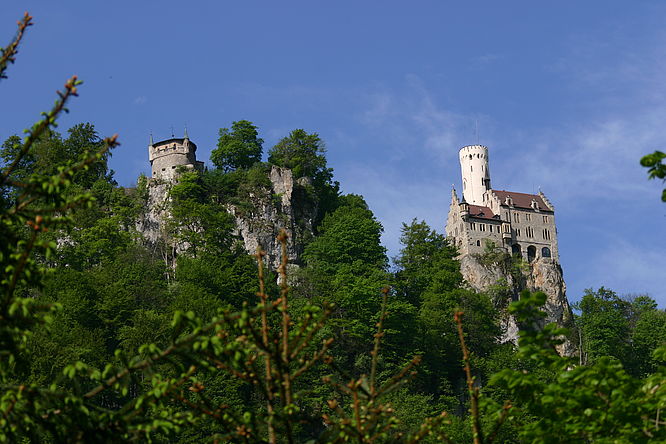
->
[468,204,499,221]
[492,190,552,212]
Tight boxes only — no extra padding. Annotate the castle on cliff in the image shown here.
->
[446,145,559,263]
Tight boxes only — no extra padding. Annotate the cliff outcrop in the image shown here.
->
[226,166,316,271]
[136,165,316,271]
[460,253,575,354]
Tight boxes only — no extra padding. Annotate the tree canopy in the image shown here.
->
[268,128,332,183]
[210,120,263,172]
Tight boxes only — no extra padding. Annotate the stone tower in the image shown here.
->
[148,131,204,181]
[459,144,491,206]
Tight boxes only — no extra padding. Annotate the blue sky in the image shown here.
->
[2,1,665,306]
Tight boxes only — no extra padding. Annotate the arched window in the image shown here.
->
[512,244,521,256]
[542,247,551,258]
[476,240,481,247]
[527,245,536,262]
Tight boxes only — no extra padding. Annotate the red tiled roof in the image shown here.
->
[492,190,552,212]
[468,204,499,221]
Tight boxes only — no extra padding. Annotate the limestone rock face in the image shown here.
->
[136,179,172,245]
[459,255,513,292]
[459,254,574,354]
[527,259,572,329]
[136,166,316,272]
[228,166,314,271]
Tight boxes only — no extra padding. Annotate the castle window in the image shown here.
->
[480,224,485,231]
[162,168,166,171]
[543,229,551,240]
[526,227,534,238]
[527,245,536,262]
[542,247,551,258]
[512,244,521,256]
[470,222,476,230]
[172,166,176,169]
[543,215,548,223]
[516,229,521,237]
[525,213,531,221]
[476,240,481,247]
[471,165,473,172]
[513,213,520,223]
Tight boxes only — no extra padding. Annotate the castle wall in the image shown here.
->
[149,138,202,180]
[499,206,559,261]
[446,191,503,256]
[151,152,196,180]
[464,219,503,254]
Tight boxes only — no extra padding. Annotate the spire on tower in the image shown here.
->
[184,125,189,140]
[149,132,154,146]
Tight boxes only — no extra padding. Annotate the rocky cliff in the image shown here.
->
[225,166,315,271]
[136,165,316,271]
[460,253,575,354]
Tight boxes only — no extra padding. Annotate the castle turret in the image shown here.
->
[149,132,204,181]
[459,144,491,206]
[459,196,469,219]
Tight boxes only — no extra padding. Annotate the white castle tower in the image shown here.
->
[459,144,491,206]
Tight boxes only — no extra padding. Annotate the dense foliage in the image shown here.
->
[210,120,264,172]
[1,14,665,443]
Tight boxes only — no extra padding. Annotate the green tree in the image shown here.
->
[299,194,389,370]
[491,291,666,443]
[393,219,462,308]
[628,296,666,376]
[268,128,332,183]
[392,220,500,402]
[640,150,666,201]
[575,287,633,368]
[303,194,386,273]
[210,120,263,172]
[1,122,111,188]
